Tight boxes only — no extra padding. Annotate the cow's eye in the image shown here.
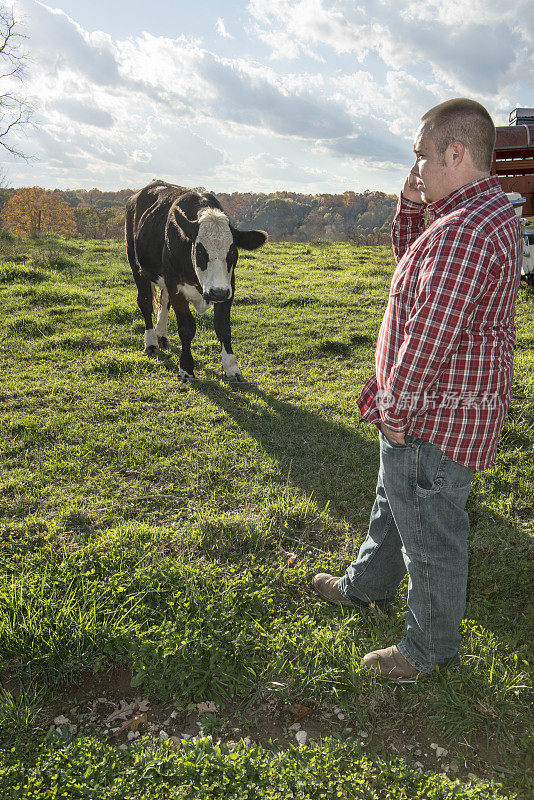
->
[195,242,209,271]
[226,244,238,271]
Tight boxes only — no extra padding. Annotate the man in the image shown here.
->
[312,98,522,680]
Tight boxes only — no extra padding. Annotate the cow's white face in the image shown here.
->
[193,208,237,302]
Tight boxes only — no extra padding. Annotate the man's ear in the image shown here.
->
[231,227,268,250]
[171,207,200,241]
[448,140,466,168]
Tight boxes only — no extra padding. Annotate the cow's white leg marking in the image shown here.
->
[155,286,169,345]
[178,366,194,382]
[144,328,158,354]
[222,345,244,381]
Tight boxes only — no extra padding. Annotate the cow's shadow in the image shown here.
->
[190,376,532,645]
[194,375,377,528]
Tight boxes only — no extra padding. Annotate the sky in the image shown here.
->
[2,0,533,194]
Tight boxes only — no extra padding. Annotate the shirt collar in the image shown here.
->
[427,175,502,218]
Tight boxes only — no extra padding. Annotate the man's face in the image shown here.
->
[410,123,451,204]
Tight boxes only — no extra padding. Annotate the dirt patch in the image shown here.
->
[23,665,508,786]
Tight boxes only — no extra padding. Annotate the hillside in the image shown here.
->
[0,186,398,243]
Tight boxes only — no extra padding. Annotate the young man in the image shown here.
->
[313,98,522,680]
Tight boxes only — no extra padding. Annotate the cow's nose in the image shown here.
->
[209,288,230,302]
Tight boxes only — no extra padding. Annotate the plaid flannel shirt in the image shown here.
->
[357,176,522,470]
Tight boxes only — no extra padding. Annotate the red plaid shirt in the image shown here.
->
[357,176,522,470]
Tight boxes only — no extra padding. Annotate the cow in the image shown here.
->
[125,180,267,382]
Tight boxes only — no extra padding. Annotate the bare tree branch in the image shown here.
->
[0,4,32,161]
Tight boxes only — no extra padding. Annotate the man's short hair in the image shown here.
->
[421,98,495,172]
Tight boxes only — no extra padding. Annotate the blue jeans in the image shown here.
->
[338,432,474,673]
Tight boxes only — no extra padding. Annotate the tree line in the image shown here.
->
[0,185,398,244]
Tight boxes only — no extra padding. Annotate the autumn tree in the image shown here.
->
[0,186,76,236]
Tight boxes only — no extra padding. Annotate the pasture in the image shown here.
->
[0,232,532,798]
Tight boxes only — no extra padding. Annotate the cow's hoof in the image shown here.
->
[178,367,194,382]
[158,336,169,349]
[227,371,245,382]
[144,345,158,357]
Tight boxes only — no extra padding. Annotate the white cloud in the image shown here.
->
[216,18,233,39]
[248,0,532,96]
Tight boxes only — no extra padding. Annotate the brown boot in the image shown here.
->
[311,574,360,608]
[362,645,424,681]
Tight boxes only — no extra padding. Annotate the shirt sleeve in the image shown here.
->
[391,194,427,263]
[381,221,499,431]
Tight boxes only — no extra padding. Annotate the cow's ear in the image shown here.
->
[231,227,268,251]
[172,207,199,241]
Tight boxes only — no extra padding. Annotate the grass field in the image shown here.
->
[0,232,532,798]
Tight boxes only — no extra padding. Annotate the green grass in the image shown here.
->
[0,234,532,798]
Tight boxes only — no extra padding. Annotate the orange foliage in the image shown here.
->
[1,187,76,237]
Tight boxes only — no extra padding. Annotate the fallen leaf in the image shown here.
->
[105,700,135,723]
[197,701,218,714]
[105,698,150,723]
[112,713,147,737]
[287,703,313,724]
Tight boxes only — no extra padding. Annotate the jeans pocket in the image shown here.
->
[415,442,473,499]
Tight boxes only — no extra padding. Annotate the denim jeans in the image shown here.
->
[338,432,474,673]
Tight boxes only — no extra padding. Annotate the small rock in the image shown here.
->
[170,711,178,719]
[415,749,422,755]
[414,761,424,769]
[436,747,448,759]
[243,736,252,748]
[159,730,169,740]
[337,713,346,721]
[127,731,140,741]
[357,730,369,738]
[390,744,398,752]
[449,762,459,773]
[54,715,70,726]
[467,773,478,782]
[289,722,301,731]
[295,730,307,748]
[118,744,128,750]
[430,743,438,750]
[180,733,192,740]
[162,718,172,727]
[68,724,78,735]
[332,707,341,714]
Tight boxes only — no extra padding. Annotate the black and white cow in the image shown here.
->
[125,180,267,381]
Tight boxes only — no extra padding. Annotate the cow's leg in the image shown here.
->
[214,299,244,382]
[126,237,157,355]
[170,290,196,381]
[155,285,170,349]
